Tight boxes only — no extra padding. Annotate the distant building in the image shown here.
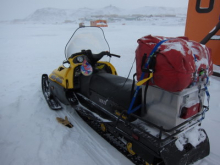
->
[90,20,108,27]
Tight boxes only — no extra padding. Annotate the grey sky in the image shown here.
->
[0,0,188,21]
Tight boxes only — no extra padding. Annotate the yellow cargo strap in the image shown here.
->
[136,73,153,86]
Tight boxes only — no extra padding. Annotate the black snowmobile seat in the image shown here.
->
[89,73,141,110]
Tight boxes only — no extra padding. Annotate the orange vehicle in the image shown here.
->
[185,0,220,65]
[90,20,108,27]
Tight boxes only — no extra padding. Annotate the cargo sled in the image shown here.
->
[42,26,211,165]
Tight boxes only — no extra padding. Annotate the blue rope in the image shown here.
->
[127,39,168,114]
[199,74,210,122]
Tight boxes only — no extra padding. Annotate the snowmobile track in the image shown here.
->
[78,113,164,165]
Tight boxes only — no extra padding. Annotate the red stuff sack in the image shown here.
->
[135,35,213,92]
[189,40,213,77]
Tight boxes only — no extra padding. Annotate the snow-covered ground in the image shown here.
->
[0,20,220,165]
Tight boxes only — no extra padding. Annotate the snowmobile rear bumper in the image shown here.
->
[160,129,210,165]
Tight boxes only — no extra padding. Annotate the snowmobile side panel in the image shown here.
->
[49,62,82,89]
[48,79,69,105]
[49,66,72,88]
[48,59,117,90]
[90,91,124,114]
[79,74,92,98]
[76,92,116,121]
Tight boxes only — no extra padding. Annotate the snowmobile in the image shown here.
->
[42,26,210,165]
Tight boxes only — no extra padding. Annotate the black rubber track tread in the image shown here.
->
[78,113,164,165]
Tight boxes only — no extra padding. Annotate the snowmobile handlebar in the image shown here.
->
[69,50,120,61]
[110,53,121,58]
[72,50,121,66]
[94,51,121,58]
[88,50,120,64]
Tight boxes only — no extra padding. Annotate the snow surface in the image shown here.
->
[0,19,220,165]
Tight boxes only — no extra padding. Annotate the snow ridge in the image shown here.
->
[13,5,186,24]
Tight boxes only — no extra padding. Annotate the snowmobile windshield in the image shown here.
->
[65,26,110,60]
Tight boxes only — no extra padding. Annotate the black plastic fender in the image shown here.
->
[160,129,210,165]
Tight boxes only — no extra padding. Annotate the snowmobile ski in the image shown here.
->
[42,74,62,110]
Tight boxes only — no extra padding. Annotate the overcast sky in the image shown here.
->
[0,0,188,21]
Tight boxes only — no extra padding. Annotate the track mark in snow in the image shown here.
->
[194,152,220,165]
[55,106,133,165]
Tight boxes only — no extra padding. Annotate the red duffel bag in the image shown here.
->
[135,35,213,92]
